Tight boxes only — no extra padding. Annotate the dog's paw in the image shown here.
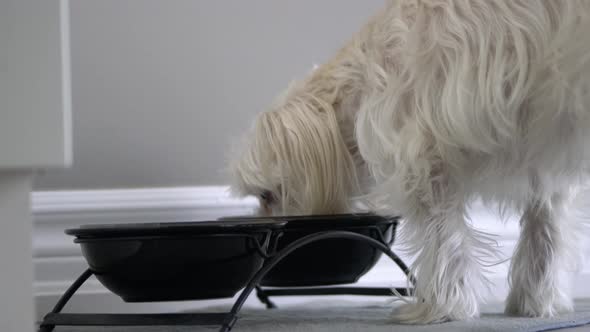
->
[505,289,573,317]
[390,301,478,324]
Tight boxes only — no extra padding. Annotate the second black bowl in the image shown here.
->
[220,214,399,287]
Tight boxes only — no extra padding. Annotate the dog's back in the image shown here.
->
[356,0,590,209]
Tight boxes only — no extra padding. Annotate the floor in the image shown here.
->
[563,325,590,331]
[45,298,590,332]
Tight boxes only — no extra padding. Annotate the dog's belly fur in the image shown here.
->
[457,123,589,207]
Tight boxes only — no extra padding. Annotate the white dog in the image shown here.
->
[230,0,590,324]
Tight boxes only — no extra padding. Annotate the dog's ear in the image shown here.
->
[258,96,360,214]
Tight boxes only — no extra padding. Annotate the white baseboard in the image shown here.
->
[32,186,258,258]
[31,186,590,320]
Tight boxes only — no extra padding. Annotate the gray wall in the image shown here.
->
[34,0,385,190]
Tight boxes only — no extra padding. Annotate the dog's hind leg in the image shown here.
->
[505,192,575,317]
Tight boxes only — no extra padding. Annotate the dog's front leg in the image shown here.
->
[391,186,489,324]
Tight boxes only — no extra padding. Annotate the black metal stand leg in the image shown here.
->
[255,287,412,298]
[219,231,416,332]
[38,268,232,330]
[254,233,415,309]
[254,249,415,308]
[255,286,277,309]
[385,248,415,286]
[39,269,94,332]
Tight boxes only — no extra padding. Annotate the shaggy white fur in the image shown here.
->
[230,0,590,324]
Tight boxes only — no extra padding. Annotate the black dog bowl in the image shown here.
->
[220,214,399,287]
[66,220,283,302]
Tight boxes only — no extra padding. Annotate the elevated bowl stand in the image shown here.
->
[39,230,415,332]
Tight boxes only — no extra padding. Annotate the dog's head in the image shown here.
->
[229,82,360,216]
